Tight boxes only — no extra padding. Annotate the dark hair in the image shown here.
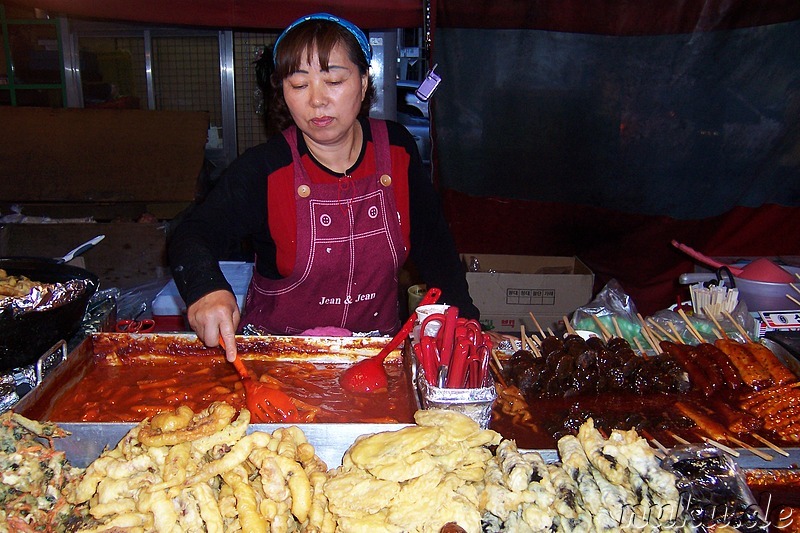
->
[266,19,375,133]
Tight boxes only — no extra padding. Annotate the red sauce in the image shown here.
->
[46,355,417,424]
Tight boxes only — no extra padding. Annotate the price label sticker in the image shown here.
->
[759,311,800,329]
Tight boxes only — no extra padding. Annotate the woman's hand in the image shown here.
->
[187,289,241,362]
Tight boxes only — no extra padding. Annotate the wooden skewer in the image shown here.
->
[547,327,555,337]
[528,333,542,347]
[704,310,729,339]
[612,316,624,339]
[752,433,790,457]
[667,431,690,445]
[790,283,800,297]
[489,359,507,388]
[636,314,660,353]
[796,272,800,282]
[726,435,773,461]
[650,438,669,456]
[702,436,740,457]
[590,314,612,341]
[677,308,704,343]
[648,318,680,343]
[528,312,546,337]
[491,350,505,370]
[787,293,800,307]
[528,340,542,358]
[633,335,648,357]
[722,310,752,342]
[667,321,686,344]
[520,325,528,352]
[563,316,576,335]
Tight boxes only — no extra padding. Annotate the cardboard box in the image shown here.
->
[461,254,594,333]
[0,107,208,291]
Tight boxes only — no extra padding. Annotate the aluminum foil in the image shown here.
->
[417,370,497,429]
[1,278,93,318]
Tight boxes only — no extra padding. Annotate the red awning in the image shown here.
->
[5,0,424,30]
[8,0,800,33]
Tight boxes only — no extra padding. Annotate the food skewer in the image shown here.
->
[563,316,576,335]
[632,335,648,357]
[722,310,751,341]
[752,433,790,457]
[491,349,506,370]
[637,313,661,353]
[787,293,800,307]
[489,359,507,387]
[611,316,624,338]
[701,437,740,457]
[726,435,773,461]
[520,325,528,352]
[648,318,681,343]
[677,308,704,343]
[641,429,669,456]
[790,282,800,297]
[590,314,612,341]
[667,321,686,344]
[703,310,728,339]
[667,430,690,445]
[528,312,546,338]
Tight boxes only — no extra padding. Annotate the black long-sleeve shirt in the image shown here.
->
[168,117,478,324]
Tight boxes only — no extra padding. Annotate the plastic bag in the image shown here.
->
[571,279,649,349]
[661,444,768,532]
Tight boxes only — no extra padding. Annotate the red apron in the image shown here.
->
[240,119,408,335]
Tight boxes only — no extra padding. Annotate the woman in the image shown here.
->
[168,13,478,362]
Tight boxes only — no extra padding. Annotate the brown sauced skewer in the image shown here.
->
[661,340,716,397]
[714,338,774,389]
[744,340,797,386]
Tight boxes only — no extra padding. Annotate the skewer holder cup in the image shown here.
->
[416,369,497,429]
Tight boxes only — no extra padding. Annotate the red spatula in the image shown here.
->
[220,336,300,422]
[339,288,441,393]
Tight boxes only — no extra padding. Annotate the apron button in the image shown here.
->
[380,174,392,187]
[297,184,311,197]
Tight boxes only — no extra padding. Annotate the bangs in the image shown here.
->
[274,22,366,78]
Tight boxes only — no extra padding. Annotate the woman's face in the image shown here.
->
[283,43,368,146]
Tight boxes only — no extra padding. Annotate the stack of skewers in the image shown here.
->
[689,281,739,318]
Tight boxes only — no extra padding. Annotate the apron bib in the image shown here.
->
[240,119,408,335]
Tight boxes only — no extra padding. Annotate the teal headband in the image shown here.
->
[273,13,372,65]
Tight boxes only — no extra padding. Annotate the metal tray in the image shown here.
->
[13,332,418,421]
[17,334,800,471]
[53,422,413,469]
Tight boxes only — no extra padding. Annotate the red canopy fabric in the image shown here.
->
[8,0,800,33]
[5,0,424,29]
